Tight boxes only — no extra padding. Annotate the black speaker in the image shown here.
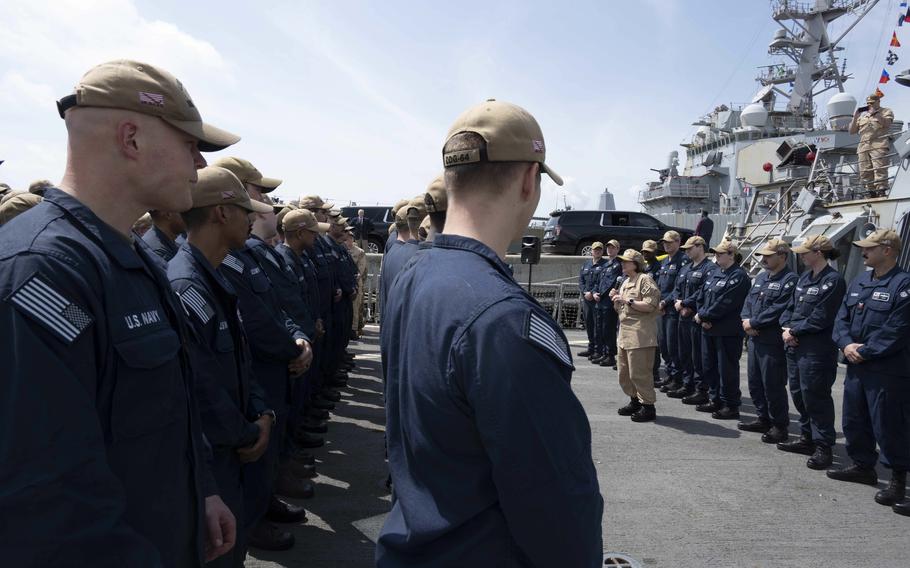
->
[521,235,541,265]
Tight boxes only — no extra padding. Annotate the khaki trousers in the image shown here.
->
[352,282,365,332]
[618,346,657,404]
[858,146,889,192]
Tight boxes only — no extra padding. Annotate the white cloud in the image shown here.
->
[0,72,55,108]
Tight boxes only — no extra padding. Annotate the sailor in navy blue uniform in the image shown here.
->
[384,198,409,255]
[739,239,798,442]
[656,230,689,392]
[578,241,606,357]
[694,240,750,420]
[0,60,239,566]
[668,236,717,402]
[378,99,602,567]
[641,239,663,381]
[167,167,277,566]
[829,229,910,512]
[143,209,185,261]
[778,234,846,470]
[593,239,622,367]
[380,203,423,315]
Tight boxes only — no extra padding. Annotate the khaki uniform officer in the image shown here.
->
[611,249,661,422]
[850,93,895,196]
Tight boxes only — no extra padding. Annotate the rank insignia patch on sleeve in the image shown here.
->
[7,274,93,344]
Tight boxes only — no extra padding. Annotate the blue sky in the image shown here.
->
[1,0,906,215]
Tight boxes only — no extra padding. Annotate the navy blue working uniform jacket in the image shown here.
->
[657,250,689,315]
[380,239,419,312]
[0,189,214,567]
[276,243,321,319]
[578,257,606,293]
[310,238,337,320]
[741,267,797,344]
[142,224,180,262]
[779,265,846,350]
[697,263,750,336]
[246,235,316,339]
[594,256,622,308]
[833,265,910,376]
[378,234,603,568]
[672,257,718,319]
[168,243,267,449]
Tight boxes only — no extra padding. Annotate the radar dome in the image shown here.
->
[827,93,857,130]
[740,104,768,128]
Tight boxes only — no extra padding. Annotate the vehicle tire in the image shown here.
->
[368,238,383,254]
[576,241,594,256]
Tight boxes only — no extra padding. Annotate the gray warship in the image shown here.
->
[638,0,910,280]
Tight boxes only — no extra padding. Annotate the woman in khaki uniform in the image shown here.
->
[610,249,661,422]
[344,230,369,337]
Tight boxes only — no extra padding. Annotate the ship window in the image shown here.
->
[631,213,660,228]
[612,213,631,226]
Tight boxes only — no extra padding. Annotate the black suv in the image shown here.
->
[542,210,693,255]
[340,206,393,253]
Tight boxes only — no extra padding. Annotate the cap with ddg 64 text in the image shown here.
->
[853,228,901,250]
[213,157,282,193]
[57,60,239,152]
[190,166,272,213]
[754,238,791,256]
[442,99,563,186]
[283,209,330,234]
[424,175,447,213]
[792,234,834,254]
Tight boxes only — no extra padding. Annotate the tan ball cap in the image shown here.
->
[0,192,42,224]
[754,238,791,256]
[283,209,330,233]
[617,249,646,271]
[406,196,428,218]
[641,239,659,253]
[299,195,334,211]
[660,230,681,243]
[680,236,706,250]
[424,174,447,213]
[391,198,410,215]
[606,239,620,248]
[792,234,834,254]
[57,60,239,152]
[709,240,737,254]
[442,99,563,186]
[212,157,282,192]
[191,166,272,213]
[591,241,604,250]
[853,228,901,250]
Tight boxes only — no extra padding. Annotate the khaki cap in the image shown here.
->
[0,192,42,224]
[591,241,604,250]
[191,166,272,213]
[334,216,349,226]
[391,198,410,215]
[394,207,409,225]
[299,195,334,211]
[606,239,621,248]
[57,60,239,152]
[641,239,658,253]
[754,237,791,256]
[327,209,342,218]
[867,93,882,103]
[0,183,13,196]
[853,228,901,250]
[276,204,298,228]
[660,230,681,243]
[419,215,432,237]
[424,175,447,213]
[680,236,706,249]
[792,234,834,254]
[710,240,737,254]
[617,248,646,271]
[212,157,281,192]
[406,196,427,218]
[442,99,563,186]
[283,209,330,234]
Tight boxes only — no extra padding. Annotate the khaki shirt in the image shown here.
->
[856,107,894,149]
[616,272,660,349]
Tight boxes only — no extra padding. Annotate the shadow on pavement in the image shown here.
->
[654,414,742,439]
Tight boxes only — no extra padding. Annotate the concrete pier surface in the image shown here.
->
[247,326,909,568]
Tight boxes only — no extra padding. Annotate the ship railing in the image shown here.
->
[638,184,710,202]
[772,0,853,19]
[736,180,805,266]
[805,132,902,203]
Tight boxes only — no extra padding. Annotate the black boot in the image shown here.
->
[617,397,642,416]
[667,385,694,399]
[806,444,833,470]
[578,348,592,357]
[737,418,771,433]
[266,495,308,524]
[777,435,815,456]
[696,400,723,413]
[761,425,789,444]
[875,471,907,506]
[827,464,878,486]
[631,404,656,422]
[590,353,605,364]
[711,406,740,420]
[600,355,616,368]
[248,520,295,551]
[682,390,709,405]
[893,499,910,516]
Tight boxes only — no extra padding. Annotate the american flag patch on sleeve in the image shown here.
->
[179,286,214,324]
[222,254,245,274]
[525,311,574,368]
[8,275,93,344]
